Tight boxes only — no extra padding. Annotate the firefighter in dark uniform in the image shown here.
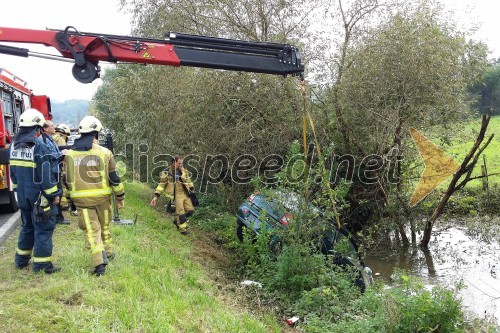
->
[40,120,70,225]
[150,156,196,234]
[10,108,62,274]
[63,116,124,276]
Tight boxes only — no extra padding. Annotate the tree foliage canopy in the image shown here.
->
[335,3,488,157]
[96,0,490,214]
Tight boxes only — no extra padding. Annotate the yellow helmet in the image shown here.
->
[19,108,45,127]
[55,123,71,135]
[78,116,102,134]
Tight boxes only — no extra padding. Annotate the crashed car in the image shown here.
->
[236,191,373,290]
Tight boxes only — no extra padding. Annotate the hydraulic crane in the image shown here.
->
[0,26,304,214]
[0,26,304,83]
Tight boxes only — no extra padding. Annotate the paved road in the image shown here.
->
[0,210,20,245]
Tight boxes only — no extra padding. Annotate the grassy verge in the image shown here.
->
[408,116,499,215]
[443,115,499,188]
[0,182,283,333]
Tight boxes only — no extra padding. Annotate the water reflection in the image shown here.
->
[364,225,500,324]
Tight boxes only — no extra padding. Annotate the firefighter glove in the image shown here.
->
[189,193,199,207]
[34,195,51,223]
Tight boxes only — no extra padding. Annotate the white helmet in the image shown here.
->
[79,116,103,134]
[55,123,71,135]
[19,108,45,127]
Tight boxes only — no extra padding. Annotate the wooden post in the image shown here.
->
[481,155,489,191]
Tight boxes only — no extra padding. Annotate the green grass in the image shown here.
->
[446,115,500,187]
[409,115,499,196]
[0,182,282,333]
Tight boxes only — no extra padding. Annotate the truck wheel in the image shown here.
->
[7,189,19,212]
[1,189,19,213]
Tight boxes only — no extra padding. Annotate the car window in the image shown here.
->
[250,195,278,218]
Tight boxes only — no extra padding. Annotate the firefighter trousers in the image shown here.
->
[54,172,65,221]
[15,206,57,270]
[174,187,194,231]
[76,199,113,268]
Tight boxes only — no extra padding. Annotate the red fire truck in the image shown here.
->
[0,68,52,212]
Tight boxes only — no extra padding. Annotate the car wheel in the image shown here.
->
[332,254,367,292]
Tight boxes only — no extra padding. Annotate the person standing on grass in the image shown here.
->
[150,156,198,235]
[10,109,62,274]
[40,120,70,225]
[52,123,75,216]
[63,116,124,276]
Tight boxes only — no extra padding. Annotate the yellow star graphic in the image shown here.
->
[409,128,460,207]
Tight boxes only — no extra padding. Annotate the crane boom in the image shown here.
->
[0,26,304,83]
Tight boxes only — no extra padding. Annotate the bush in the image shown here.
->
[476,184,500,214]
[189,152,494,332]
[388,273,465,333]
[443,186,500,216]
[446,193,478,215]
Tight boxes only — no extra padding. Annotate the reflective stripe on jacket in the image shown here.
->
[64,143,123,207]
[154,166,193,199]
[9,134,61,209]
[52,133,68,146]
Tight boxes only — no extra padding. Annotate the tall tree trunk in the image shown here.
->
[410,220,416,244]
[397,220,409,244]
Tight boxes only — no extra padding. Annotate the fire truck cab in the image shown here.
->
[0,68,52,212]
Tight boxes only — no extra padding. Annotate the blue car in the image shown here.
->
[236,191,373,290]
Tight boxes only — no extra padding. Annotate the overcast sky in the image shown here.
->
[0,0,131,102]
[0,0,499,102]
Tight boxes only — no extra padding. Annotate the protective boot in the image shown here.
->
[14,252,31,269]
[172,218,179,229]
[56,217,71,225]
[60,197,70,211]
[33,262,61,274]
[56,204,70,225]
[178,221,189,235]
[15,262,29,269]
[93,264,106,276]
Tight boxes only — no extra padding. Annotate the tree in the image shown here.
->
[469,62,500,115]
[420,112,494,247]
[314,1,488,237]
[94,0,324,204]
[120,0,318,42]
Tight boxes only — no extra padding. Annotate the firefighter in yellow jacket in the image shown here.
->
[150,156,195,234]
[63,116,124,276]
[52,124,73,213]
[52,124,70,145]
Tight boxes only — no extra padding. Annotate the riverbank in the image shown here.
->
[365,216,500,327]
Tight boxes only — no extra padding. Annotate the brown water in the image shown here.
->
[364,224,500,325]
